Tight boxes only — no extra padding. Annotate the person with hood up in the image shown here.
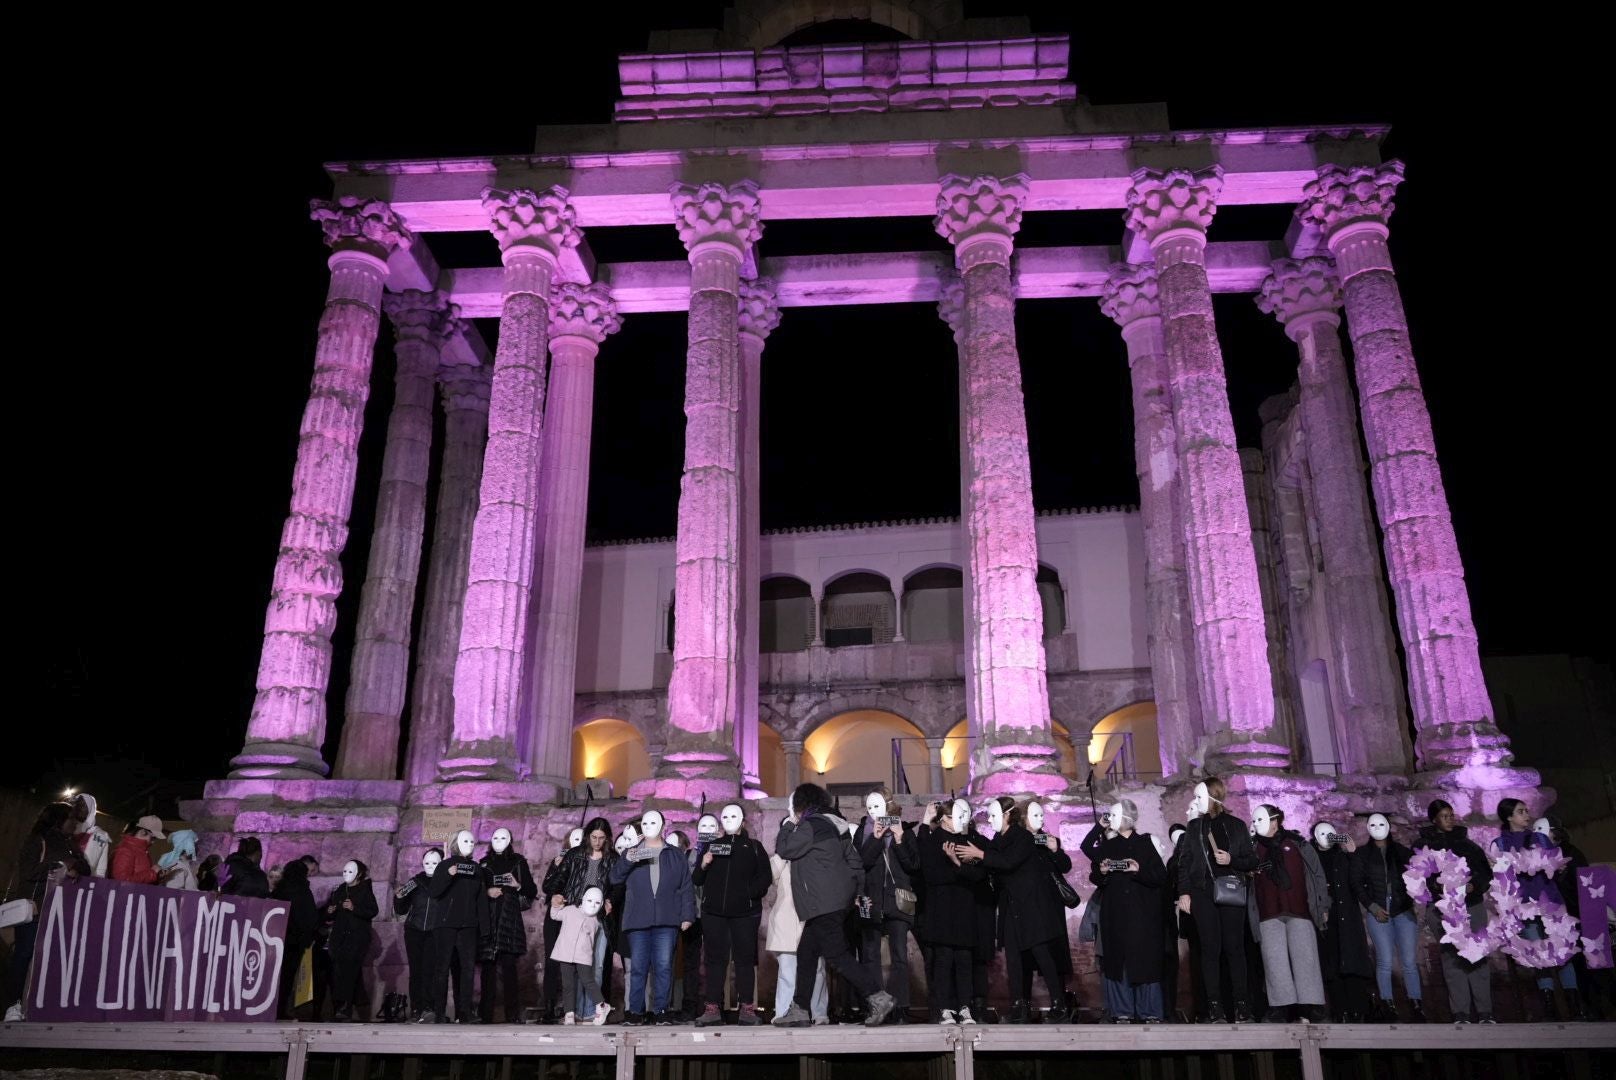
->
[220,837,270,898]
[273,858,319,1020]
[159,829,200,890]
[1248,805,1328,1023]
[395,848,444,1022]
[70,793,112,878]
[427,830,489,1023]
[478,826,538,1023]
[4,803,91,1021]
[1310,822,1373,1022]
[545,817,620,1022]
[772,783,895,1028]
[325,860,379,1020]
[608,810,696,1025]
[692,803,772,1026]
[1350,813,1423,1022]
[110,815,166,885]
[851,789,919,1024]
[1418,800,1493,1023]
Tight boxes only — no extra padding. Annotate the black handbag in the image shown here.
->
[1202,822,1248,908]
[1052,871,1081,909]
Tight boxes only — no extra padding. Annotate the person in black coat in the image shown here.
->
[325,860,379,1020]
[1172,777,1258,1023]
[427,830,490,1023]
[394,848,444,1022]
[272,859,319,1020]
[916,798,985,1023]
[545,817,620,1020]
[478,827,538,1023]
[1085,799,1168,1022]
[1310,823,1373,1023]
[957,798,1072,1023]
[1161,823,1195,1021]
[1416,800,1493,1023]
[1350,814,1423,1022]
[221,838,270,899]
[851,789,920,1024]
[692,804,772,1025]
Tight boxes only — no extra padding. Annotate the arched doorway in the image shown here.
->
[571,718,650,798]
[1088,702,1159,783]
[804,710,927,795]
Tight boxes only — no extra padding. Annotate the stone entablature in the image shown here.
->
[615,36,1076,122]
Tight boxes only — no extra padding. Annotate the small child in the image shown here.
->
[550,886,609,1025]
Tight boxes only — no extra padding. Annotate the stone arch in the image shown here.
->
[724,0,963,49]
[902,564,964,643]
[803,708,928,795]
[758,723,788,797]
[798,692,924,742]
[571,717,651,797]
[1088,701,1159,783]
[821,570,896,646]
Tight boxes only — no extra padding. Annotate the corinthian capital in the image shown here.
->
[1123,167,1224,246]
[439,362,491,414]
[1256,257,1342,335]
[670,180,763,258]
[934,174,1028,264]
[310,196,413,259]
[1098,264,1160,328]
[482,186,582,261]
[737,278,782,341]
[937,276,967,341]
[548,282,622,344]
[383,289,453,344]
[1295,162,1406,237]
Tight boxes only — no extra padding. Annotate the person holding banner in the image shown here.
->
[327,861,379,1021]
[69,793,111,878]
[110,815,166,885]
[273,858,320,1020]
[158,829,200,890]
[4,803,90,1022]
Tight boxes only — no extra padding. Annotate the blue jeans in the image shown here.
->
[1103,977,1163,1020]
[627,926,679,1015]
[1520,919,1577,991]
[1366,909,1422,1001]
[576,926,610,1016]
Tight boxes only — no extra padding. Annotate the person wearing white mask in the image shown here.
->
[1172,776,1257,1023]
[1349,814,1423,1022]
[395,849,445,1022]
[609,809,696,1025]
[476,826,538,1023]
[692,803,772,1026]
[913,797,984,1023]
[544,817,620,1023]
[1249,805,1328,1023]
[550,887,611,1025]
[1310,823,1372,1022]
[324,860,378,1020]
[848,788,919,1024]
[1079,799,1168,1022]
[427,830,489,1023]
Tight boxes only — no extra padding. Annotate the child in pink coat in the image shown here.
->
[550,886,608,1025]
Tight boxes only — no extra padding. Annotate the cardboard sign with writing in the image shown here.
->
[421,808,473,846]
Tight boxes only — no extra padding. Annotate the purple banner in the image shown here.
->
[30,877,289,1022]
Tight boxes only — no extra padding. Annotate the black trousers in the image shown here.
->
[702,913,761,1004]
[542,910,563,1015]
[1189,893,1249,1005]
[796,911,879,1010]
[1004,920,1062,1006]
[480,954,521,1022]
[929,944,973,1013]
[330,941,369,1013]
[405,927,433,1014]
[681,920,704,1013]
[857,917,912,1008]
[431,925,478,1019]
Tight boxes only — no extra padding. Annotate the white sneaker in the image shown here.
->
[563,1011,576,1026]
[3,1004,22,1023]
[957,1008,976,1025]
[939,1009,956,1024]
[594,1003,610,1026]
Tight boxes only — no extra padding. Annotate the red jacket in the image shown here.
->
[110,835,158,885]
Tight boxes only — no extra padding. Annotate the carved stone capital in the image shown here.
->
[1256,257,1342,335]
[548,282,622,345]
[737,277,782,341]
[309,196,412,260]
[934,173,1028,264]
[1296,162,1405,238]
[482,186,582,261]
[670,180,763,259]
[1123,166,1224,247]
[383,289,453,344]
[937,276,967,341]
[1098,264,1160,328]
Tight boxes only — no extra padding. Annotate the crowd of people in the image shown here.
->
[3,782,1606,1027]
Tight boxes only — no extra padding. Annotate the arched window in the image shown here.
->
[571,718,651,797]
[761,576,814,653]
[902,566,964,643]
[821,572,895,648]
[1088,702,1159,783]
[804,710,927,795]
[1036,564,1066,638]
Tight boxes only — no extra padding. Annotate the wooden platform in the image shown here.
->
[2,1019,1611,1080]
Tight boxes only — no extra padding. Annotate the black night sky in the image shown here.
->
[20,6,1609,819]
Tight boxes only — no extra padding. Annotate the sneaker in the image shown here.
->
[957,1008,976,1025]
[864,992,896,1027]
[1233,1002,1253,1024]
[1046,1004,1073,1024]
[939,1009,956,1024]
[1262,1008,1288,1024]
[622,1012,647,1027]
[1203,1001,1226,1024]
[413,1010,437,1025]
[563,1012,576,1026]
[1477,1014,1496,1025]
[594,1004,610,1027]
[773,1003,811,1028]
[812,1015,831,1026]
[738,1004,762,1026]
[695,1004,724,1027]
[654,1011,679,1026]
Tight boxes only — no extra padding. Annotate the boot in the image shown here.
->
[695,1003,724,1027]
[1233,1001,1253,1024]
[1203,1000,1225,1024]
[738,1003,762,1026]
[1539,987,1560,1022]
[1006,1000,1029,1024]
[1407,999,1426,1023]
[972,996,996,1025]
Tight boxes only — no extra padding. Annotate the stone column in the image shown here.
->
[782,740,804,794]
[809,584,825,647]
[736,278,781,792]
[934,174,1062,796]
[526,283,623,787]
[1124,167,1287,770]
[892,582,907,643]
[403,360,490,787]
[938,278,982,762]
[441,187,580,782]
[334,290,451,780]
[925,737,946,794]
[1257,257,1412,774]
[1067,730,1094,780]
[660,180,763,796]
[1100,265,1203,779]
[230,197,411,778]
[1240,449,1302,756]
[1297,163,1515,773]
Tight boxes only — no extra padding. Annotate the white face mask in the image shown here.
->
[1533,817,1553,839]
[1169,830,1185,852]
[1026,802,1045,833]
[987,800,1004,835]
[697,815,720,841]
[1191,783,1211,817]
[581,886,604,917]
[866,793,888,821]
[1313,824,1336,849]
[615,827,638,855]
[454,830,476,858]
[721,804,744,836]
[1367,814,1390,842]
[1253,808,1277,838]
[492,828,512,854]
[568,828,584,850]
[640,811,664,839]
[342,861,359,886]
[422,851,441,877]
[950,799,971,833]
[666,832,682,849]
